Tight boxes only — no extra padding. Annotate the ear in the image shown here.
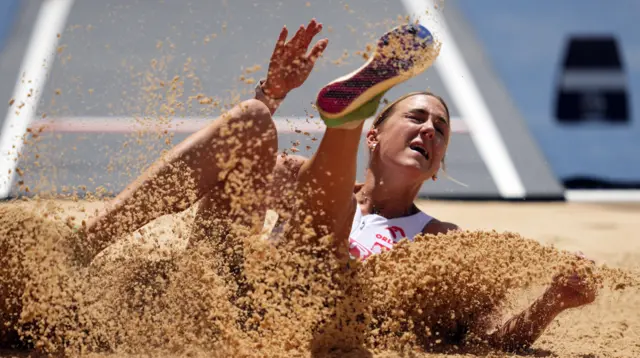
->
[366,128,379,151]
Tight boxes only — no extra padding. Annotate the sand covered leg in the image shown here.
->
[288,125,364,251]
[79,99,278,266]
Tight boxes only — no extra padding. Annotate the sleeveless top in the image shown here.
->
[348,205,434,261]
[260,205,434,262]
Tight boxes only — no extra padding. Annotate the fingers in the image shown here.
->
[566,273,583,288]
[566,273,597,293]
[301,19,322,50]
[289,19,323,53]
[568,275,597,302]
[574,250,595,262]
[289,25,307,50]
[306,38,328,64]
[273,25,288,55]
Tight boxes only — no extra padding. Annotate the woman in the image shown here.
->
[73,19,595,351]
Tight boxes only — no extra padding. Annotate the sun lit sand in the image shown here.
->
[1,198,638,357]
[1,4,639,356]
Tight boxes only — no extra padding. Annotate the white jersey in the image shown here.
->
[348,205,434,261]
[260,205,434,261]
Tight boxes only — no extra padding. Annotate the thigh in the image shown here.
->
[266,153,308,217]
[187,181,235,249]
[186,153,304,243]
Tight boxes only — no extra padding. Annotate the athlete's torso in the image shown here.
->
[347,205,434,261]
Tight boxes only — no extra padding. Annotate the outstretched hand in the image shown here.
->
[546,251,598,311]
[262,19,329,99]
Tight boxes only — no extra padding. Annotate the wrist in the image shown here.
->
[541,287,565,315]
[255,79,285,114]
[261,79,287,100]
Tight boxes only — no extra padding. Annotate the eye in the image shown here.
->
[407,114,424,123]
[435,117,448,135]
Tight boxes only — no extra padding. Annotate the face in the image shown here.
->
[368,95,450,181]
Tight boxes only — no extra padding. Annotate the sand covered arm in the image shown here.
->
[487,266,598,351]
[254,79,286,115]
[487,288,562,351]
[422,221,598,352]
[423,220,561,350]
[422,218,460,235]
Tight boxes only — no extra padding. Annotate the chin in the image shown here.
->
[396,160,432,180]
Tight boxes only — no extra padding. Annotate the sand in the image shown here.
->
[420,201,640,356]
[1,198,638,357]
[1,8,639,357]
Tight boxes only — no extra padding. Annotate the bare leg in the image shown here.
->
[286,124,364,255]
[187,151,307,264]
[76,99,278,266]
[286,21,441,248]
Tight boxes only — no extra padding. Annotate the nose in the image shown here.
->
[420,123,436,140]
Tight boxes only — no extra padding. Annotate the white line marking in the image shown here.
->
[0,0,75,199]
[399,0,526,198]
[565,190,640,203]
[30,115,468,134]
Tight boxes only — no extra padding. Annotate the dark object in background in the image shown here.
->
[554,35,630,124]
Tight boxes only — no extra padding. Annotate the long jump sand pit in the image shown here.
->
[1,198,638,357]
[3,2,638,354]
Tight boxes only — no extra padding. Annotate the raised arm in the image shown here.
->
[255,19,328,115]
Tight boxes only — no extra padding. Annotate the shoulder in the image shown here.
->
[422,217,460,235]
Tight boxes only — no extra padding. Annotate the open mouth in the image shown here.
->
[409,145,429,161]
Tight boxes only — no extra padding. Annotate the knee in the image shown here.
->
[235,99,274,134]
[216,98,276,154]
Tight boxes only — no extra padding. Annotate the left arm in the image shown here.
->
[487,270,597,351]
[423,220,597,352]
[423,218,460,235]
[486,289,562,351]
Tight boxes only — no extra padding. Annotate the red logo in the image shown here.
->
[375,233,393,245]
[349,238,372,260]
[387,226,406,240]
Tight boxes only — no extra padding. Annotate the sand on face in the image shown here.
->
[0,198,638,357]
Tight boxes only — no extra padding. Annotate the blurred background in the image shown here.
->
[0,0,638,202]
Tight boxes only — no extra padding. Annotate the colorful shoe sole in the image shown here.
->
[316,23,440,128]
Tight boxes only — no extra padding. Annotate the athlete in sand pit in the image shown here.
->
[74,19,596,351]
